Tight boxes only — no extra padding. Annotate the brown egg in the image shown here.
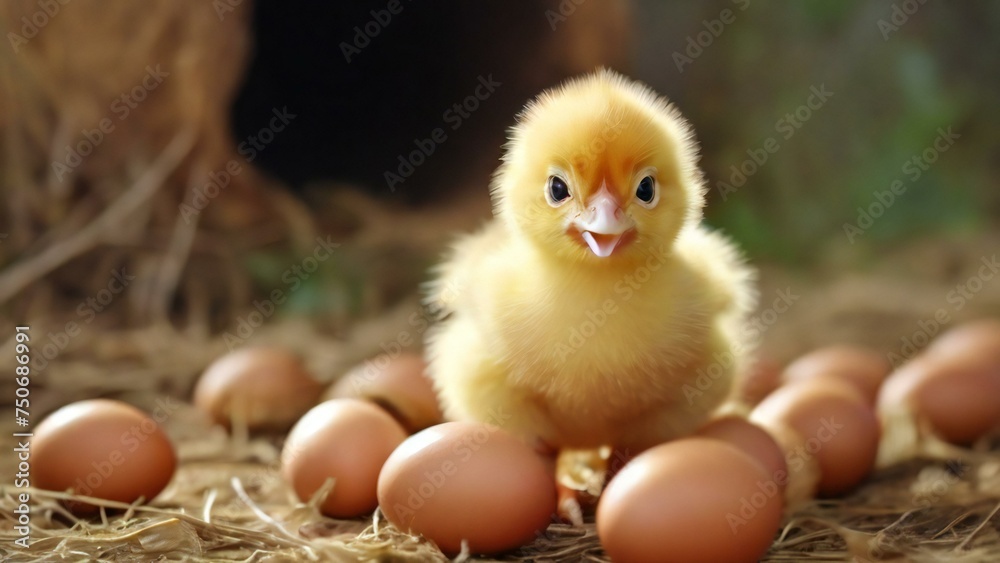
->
[597,438,782,563]
[282,399,407,518]
[193,347,323,431]
[378,421,556,555]
[327,352,442,433]
[878,353,1000,445]
[606,445,639,482]
[751,378,880,497]
[696,416,787,484]
[735,355,783,406]
[925,318,1000,360]
[33,399,176,514]
[782,345,891,404]
[756,423,821,507]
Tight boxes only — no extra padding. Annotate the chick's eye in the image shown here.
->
[547,176,570,205]
[636,176,656,204]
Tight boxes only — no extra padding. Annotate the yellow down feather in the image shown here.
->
[425,69,756,451]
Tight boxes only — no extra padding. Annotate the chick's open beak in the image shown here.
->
[573,189,635,257]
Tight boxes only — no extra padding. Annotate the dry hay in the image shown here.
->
[0,314,999,562]
[0,0,319,331]
[0,0,633,331]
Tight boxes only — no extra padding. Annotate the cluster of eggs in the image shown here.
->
[28,319,1000,562]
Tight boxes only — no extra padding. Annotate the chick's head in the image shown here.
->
[493,70,705,265]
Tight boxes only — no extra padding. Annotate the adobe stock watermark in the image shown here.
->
[672,0,750,73]
[886,254,1000,367]
[887,253,998,366]
[384,407,513,522]
[742,287,799,344]
[344,280,460,396]
[843,126,959,244]
[877,0,928,41]
[212,0,244,21]
[50,64,169,182]
[31,268,136,372]
[520,447,635,553]
[717,84,833,201]
[384,74,501,192]
[550,244,672,362]
[544,0,589,30]
[569,119,625,165]
[339,0,413,63]
[683,287,800,405]
[64,397,179,511]
[222,235,340,350]
[912,461,967,508]
[854,461,968,562]
[6,0,72,54]
[727,415,844,534]
[179,106,296,223]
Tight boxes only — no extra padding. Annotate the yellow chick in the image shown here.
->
[426,70,755,458]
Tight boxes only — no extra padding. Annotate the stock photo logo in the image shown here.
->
[843,127,960,244]
[716,84,833,201]
[6,0,72,53]
[671,0,751,73]
[383,74,501,192]
[50,64,169,182]
[179,106,296,223]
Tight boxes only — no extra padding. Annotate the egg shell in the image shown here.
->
[878,353,1000,445]
[327,352,443,433]
[782,345,890,404]
[33,399,176,514]
[597,438,782,563]
[282,399,407,517]
[925,318,1000,360]
[735,356,783,406]
[377,421,557,555]
[751,378,879,497]
[696,416,787,484]
[760,423,821,507]
[194,347,323,431]
[606,445,639,482]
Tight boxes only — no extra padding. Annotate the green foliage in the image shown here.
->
[244,248,365,319]
[637,1,999,263]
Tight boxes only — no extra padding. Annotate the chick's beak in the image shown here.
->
[572,188,636,258]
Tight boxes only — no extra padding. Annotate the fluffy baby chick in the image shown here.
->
[426,70,755,461]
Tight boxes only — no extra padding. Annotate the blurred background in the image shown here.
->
[233,1,1000,262]
[1,0,999,405]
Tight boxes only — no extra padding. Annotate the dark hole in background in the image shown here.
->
[232,1,597,202]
